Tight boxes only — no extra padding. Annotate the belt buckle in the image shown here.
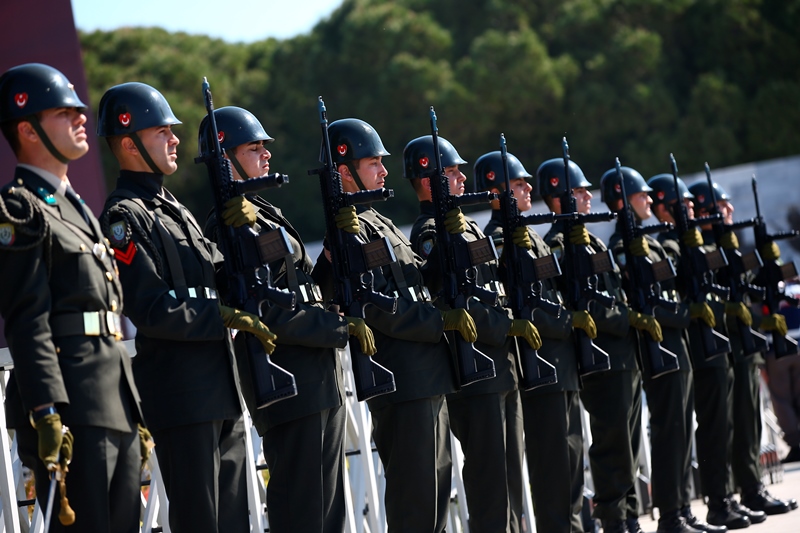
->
[188,287,198,298]
[204,287,218,300]
[106,312,123,341]
[83,312,101,336]
[299,285,309,303]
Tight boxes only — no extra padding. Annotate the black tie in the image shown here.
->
[64,185,91,225]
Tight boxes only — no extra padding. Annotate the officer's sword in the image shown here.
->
[43,425,73,530]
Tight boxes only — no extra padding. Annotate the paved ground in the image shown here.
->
[637,462,800,533]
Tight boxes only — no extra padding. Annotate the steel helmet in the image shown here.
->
[473,150,532,193]
[0,63,86,123]
[97,82,181,137]
[402,135,466,179]
[324,118,389,165]
[600,166,651,204]
[198,106,274,155]
[535,158,591,198]
[647,174,694,206]
[687,181,729,212]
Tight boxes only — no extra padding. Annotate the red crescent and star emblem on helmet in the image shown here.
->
[118,113,131,127]
[615,184,621,192]
[697,194,705,204]
[486,171,495,181]
[218,131,225,143]
[550,177,559,187]
[657,191,665,200]
[337,144,347,156]
[419,157,429,168]
[14,93,28,108]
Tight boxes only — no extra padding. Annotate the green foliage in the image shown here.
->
[79,0,800,243]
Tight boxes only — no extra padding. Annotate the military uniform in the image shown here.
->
[315,205,456,532]
[660,230,734,503]
[0,166,144,532]
[550,221,644,525]
[102,170,248,533]
[412,201,523,533]
[611,226,695,517]
[486,213,584,533]
[209,194,350,533]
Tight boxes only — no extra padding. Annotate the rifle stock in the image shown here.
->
[196,77,297,408]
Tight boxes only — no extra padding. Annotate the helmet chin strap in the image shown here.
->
[228,153,250,182]
[346,162,366,191]
[28,116,70,164]
[128,132,163,174]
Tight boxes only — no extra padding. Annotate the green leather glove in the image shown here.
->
[689,302,716,328]
[35,413,72,470]
[335,206,360,234]
[444,208,466,234]
[512,226,532,250]
[628,310,663,342]
[346,317,376,355]
[761,241,781,261]
[761,313,788,338]
[725,301,752,326]
[222,196,257,228]
[682,228,704,248]
[138,425,153,470]
[508,319,542,350]
[441,308,478,342]
[629,236,650,257]
[572,310,597,339]
[720,231,739,250]
[219,304,277,354]
[569,224,590,246]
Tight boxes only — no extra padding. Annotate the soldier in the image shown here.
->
[405,136,539,532]
[688,180,794,517]
[480,151,592,533]
[311,118,475,532]
[199,106,376,532]
[538,158,655,533]
[603,167,721,533]
[97,83,273,532]
[648,174,751,529]
[0,63,145,532]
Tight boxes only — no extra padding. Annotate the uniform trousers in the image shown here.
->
[581,370,642,521]
[523,390,584,533]
[371,396,451,533]
[261,405,346,533]
[447,389,524,533]
[693,365,734,499]
[731,357,762,491]
[18,422,140,533]
[643,368,694,512]
[151,417,249,533]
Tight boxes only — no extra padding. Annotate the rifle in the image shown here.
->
[427,107,498,386]
[498,133,561,390]
[308,96,398,401]
[559,138,617,377]
[751,176,800,358]
[196,77,297,408]
[703,164,769,356]
[668,154,731,360]
[614,158,680,378]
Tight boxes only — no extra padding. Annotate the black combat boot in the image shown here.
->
[681,505,728,532]
[706,498,750,529]
[656,508,704,533]
[740,484,791,515]
[729,500,766,524]
[602,519,627,533]
[625,516,644,533]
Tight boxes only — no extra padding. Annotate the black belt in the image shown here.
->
[50,310,123,340]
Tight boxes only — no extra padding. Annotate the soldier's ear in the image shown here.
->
[120,136,139,156]
[338,163,352,182]
[16,120,38,144]
[421,177,431,192]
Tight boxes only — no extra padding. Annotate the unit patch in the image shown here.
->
[421,238,434,257]
[109,220,128,246]
[0,223,15,246]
